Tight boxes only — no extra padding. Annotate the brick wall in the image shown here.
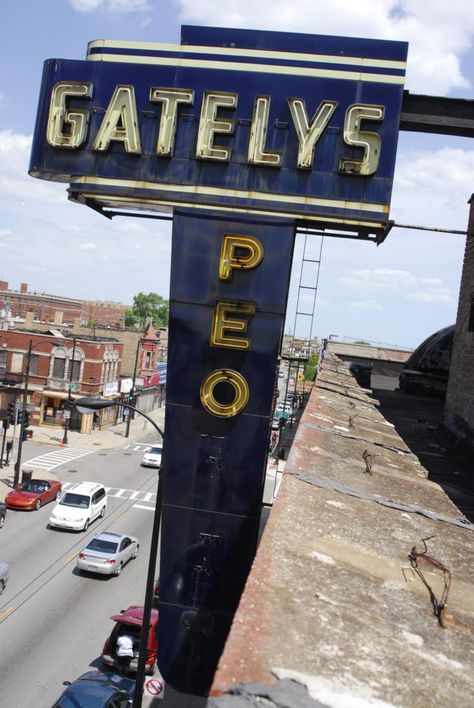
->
[445,194,474,442]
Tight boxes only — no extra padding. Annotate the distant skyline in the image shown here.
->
[2,1,474,348]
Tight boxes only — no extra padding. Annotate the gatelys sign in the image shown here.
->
[29,25,407,238]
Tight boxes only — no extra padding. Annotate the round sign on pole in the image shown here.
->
[144,677,164,699]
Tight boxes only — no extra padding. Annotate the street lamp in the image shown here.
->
[74,396,163,708]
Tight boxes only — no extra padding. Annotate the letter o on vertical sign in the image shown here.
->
[200,369,249,418]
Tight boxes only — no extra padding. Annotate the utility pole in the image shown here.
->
[62,336,77,446]
[125,338,141,438]
[13,339,32,489]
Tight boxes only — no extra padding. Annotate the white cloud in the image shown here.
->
[339,268,416,290]
[77,242,97,250]
[174,0,474,94]
[349,299,383,311]
[0,91,7,108]
[69,0,103,11]
[69,0,152,12]
[0,228,12,237]
[406,291,455,304]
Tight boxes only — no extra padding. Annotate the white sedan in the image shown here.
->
[76,531,139,576]
[141,445,163,468]
[0,561,9,595]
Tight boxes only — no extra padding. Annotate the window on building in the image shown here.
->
[145,351,152,369]
[52,357,66,379]
[71,358,81,382]
[29,353,39,375]
[11,352,24,373]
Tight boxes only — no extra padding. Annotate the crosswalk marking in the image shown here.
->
[24,448,94,472]
[123,443,150,450]
[133,504,155,511]
[61,482,156,505]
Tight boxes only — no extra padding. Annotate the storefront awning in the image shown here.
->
[42,390,83,400]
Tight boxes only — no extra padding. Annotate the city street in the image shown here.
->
[0,433,160,708]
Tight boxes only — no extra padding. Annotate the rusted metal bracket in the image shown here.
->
[409,536,452,628]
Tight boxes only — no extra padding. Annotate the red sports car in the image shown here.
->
[5,478,62,511]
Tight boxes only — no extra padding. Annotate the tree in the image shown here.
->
[304,354,319,381]
[125,292,169,329]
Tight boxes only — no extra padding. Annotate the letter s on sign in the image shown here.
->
[340,104,385,176]
[200,369,249,418]
[46,81,93,149]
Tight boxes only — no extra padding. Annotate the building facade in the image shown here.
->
[445,194,474,449]
[0,281,128,328]
[0,328,123,432]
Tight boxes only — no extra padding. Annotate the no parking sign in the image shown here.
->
[143,675,165,700]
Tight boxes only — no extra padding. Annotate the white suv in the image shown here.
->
[48,482,107,532]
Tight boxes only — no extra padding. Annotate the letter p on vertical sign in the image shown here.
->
[218,234,264,281]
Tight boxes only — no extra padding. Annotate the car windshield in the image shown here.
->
[60,493,90,508]
[86,538,118,553]
[21,481,47,493]
[147,447,162,455]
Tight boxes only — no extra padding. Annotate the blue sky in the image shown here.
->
[1,0,474,348]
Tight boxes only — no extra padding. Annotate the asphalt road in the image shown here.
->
[0,432,159,708]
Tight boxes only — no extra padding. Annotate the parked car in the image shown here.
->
[48,481,107,532]
[0,502,6,529]
[77,531,139,576]
[141,445,163,468]
[271,417,280,430]
[53,670,134,708]
[5,478,62,511]
[0,561,9,595]
[102,605,159,676]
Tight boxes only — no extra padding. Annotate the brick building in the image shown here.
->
[0,328,123,432]
[0,281,128,327]
[445,194,474,449]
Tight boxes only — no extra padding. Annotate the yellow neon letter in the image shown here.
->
[93,85,142,153]
[219,234,264,282]
[46,81,93,148]
[211,301,256,350]
[196,91,237,162]
[200,369,249,418]
[247,96,281,167]
[288,98,338,169]
[339,104,384,175]
[150,87,194,157]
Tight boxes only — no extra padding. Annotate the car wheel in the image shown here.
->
[132,544,139,559]
[0,580,4,595]
[35,500,41,511]
[100,505,106,518]
[83,519,90,532]
[115,562,123,576]
[0,515,4,529]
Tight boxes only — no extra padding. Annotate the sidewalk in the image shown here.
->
[0,406,165,494]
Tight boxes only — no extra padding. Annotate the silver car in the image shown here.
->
[0,561,9,595]
[76,532,139,576]
[141,445,162,468]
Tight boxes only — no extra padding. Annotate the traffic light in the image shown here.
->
[7,402,15,424]
[16,409,23,425]
[21,429,29,442]
[23,411,30,429]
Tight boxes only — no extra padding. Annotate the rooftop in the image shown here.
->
[210,352,474,707]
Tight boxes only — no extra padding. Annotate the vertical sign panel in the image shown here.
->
[158,210,295,693]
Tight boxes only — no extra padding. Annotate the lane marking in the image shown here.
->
[133,504,155,511]
[0,607,14,620]
[143,492,153,502]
